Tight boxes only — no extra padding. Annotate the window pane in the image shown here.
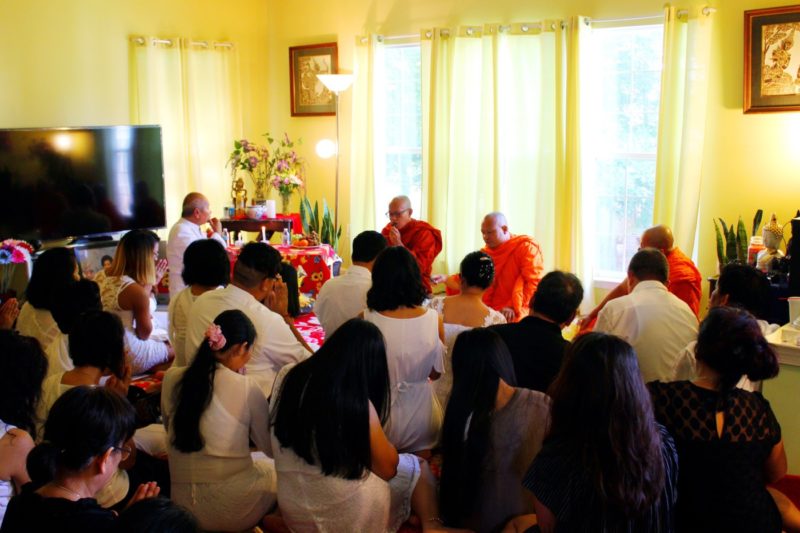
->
[587,24,663,280]
[376,44,422,227]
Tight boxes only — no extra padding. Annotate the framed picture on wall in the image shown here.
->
[289,42,338,116]
[744,5,800,113]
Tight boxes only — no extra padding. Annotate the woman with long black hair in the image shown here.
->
[270,318,447,532]
[439,328,549,532]
[520,332,678,532]
[162,309,275,531]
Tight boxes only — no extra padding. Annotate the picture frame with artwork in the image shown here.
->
[289,42,338,116]
[744,5,800,113]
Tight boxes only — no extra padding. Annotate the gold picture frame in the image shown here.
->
[744,5,800,113]
[289,42,338,116]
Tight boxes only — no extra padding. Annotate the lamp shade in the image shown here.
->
[317,73,355,94]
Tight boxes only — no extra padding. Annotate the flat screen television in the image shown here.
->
[0,125,166,243]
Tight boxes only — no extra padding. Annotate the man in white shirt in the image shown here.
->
[185,242,311,393]
[166,192,226,297]
[595,247,698,383]
[315,231,386,336]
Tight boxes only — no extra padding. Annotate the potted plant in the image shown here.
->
[299,196,342,253]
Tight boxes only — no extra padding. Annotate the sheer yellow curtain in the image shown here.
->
[129,37,187,225]
[556,16,594,309]
[129,36,241,223]
[349,34,383,237]
[653,6,714,255]
[182,41,241,218]
[423,23,561,275]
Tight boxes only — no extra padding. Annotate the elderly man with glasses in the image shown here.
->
[380,195,442,295]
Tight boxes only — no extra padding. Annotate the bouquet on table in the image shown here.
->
[0,239,34,296]
[265,132,304,214]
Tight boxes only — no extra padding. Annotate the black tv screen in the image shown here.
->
[0,125,166,242]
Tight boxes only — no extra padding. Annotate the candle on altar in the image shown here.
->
[261,226,266,242]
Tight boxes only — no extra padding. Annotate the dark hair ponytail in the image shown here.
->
[27,386,136,487]
[440,328,517,526]
[171,310,256,453]
[696,306,779,391]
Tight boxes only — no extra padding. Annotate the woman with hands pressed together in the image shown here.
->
[98,230,173,374]
[1,387,159,533]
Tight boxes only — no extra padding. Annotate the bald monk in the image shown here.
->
[166,192,226,297]
[584,224,702,327]
[381,196,442,294]
[480,212,544,322]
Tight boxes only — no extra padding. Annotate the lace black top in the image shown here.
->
[648,380,782,533]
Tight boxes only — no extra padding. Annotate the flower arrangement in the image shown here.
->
[0,239,34,295]
[227,133,304,212]
[265,132,304,213]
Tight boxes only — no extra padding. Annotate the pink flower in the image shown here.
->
[205,324,227,351]
[10,249,26,263]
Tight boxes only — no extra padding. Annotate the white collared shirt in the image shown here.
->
[595,279,699,383]
[314,265,372,336]
[184,284,311,393]
[166,217,225,297]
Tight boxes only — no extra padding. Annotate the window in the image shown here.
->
[374,43,422,228]
[585,24,663,280]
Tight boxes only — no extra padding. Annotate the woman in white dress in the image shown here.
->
[167,239,229,367]
[364,246,445,455]
[269,318,447,533]
[15,247,79,350]
[45,279,102,376]
[427,251,506,407]
[162,309,276,532]
[37,310,137,509]
[98,230,172,374]
[0,331,47,526]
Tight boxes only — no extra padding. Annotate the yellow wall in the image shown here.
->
[0,0,270,146]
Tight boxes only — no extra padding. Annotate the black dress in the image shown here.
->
[0,489,116,533]
[648,381,782,533]
[522,423,678,532]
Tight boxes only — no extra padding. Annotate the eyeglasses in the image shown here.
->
[113,445,132,461]
[385,209,409,218]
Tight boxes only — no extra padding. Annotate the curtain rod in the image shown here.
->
[588,6,716,25]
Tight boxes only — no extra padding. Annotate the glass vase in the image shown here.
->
[280,192,291,214]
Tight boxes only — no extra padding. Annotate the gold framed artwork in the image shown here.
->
[289,42,338,116]
[744,5,800,113]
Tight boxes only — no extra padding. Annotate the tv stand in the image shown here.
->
[68,235,115,246]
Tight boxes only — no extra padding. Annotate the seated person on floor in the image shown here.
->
[649,306,799,533]
[98,230,173,374]
[594,248,698,383]
[46,279,102,376]
[163,310,276,532]
[269,318,447,533]
[0,331,48,528]
[15,247,80,350]
[512,333,678,532]
[167,239,230,367]
[1,387,160,532]
[440,328,550,532]
[184,242,312,394]
[426,250,505,407]
[489,270,583,394]
[363,247,445,455]
[315,230,386,336]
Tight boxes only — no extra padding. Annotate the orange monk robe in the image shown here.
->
[666,247,702,318]
[381,219,443,294]
[481,235,544,322]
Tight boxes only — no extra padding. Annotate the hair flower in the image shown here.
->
[205,324,226,351]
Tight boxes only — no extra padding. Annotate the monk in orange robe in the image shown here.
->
[582,224,702,330]
[381,196,442,294]
[480,212,544,322]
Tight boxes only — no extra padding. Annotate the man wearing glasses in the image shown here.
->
[380,196,442,295]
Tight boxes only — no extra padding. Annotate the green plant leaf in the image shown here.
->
[714,219,725,267]
[737,217,748,262]
[752,209,763,237]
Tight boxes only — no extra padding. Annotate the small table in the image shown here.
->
[221,218,293,241]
